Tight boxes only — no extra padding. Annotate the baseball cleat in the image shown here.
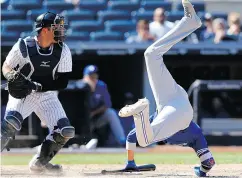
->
[30,162,63,174]
[45,163,63,173]
[194,166,207,177]
[194,157,215,177]
[119,98,149,117]
[182,0,202,26]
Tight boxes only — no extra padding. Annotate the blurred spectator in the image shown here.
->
[80,65,126,147]
[95,80,112,108]
[211,97,230,118]
[213,18,236,44]
[227,12,242,40]
[149,8,174,39]
[65,0,80,10]
[123,92,135,105]
[126,20,156,43]
[200,13,215,41]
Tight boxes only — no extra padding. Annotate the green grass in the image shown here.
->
[1,152,242,165]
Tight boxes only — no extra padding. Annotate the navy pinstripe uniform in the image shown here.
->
[1,12,75,173]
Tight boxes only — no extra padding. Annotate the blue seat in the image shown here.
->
[1,10,26,20]
[63,10,95,21]
[141,1,172,11]
[27,9,58,21]
[1,0,9,9]
[167,11,184,22]
[43,1,74,13]
[66,31,90,41]
[131,9,153,22]
[20,31,35,38]
[70,20,104,32]
[90,31,123,41]
[111,0,139,1]
[10,0,42,11]
[108,1,140,12]
[177,2,205,12]
[80,1,107,12]
[1,31,19,42]
[105,20,136,33]
[198,12,228,21]
[124,31,136,40]
[2,20,33,32]
[98,10,131,23]
[211,12,228,20]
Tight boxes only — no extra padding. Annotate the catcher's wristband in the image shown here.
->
[32,82,42,92]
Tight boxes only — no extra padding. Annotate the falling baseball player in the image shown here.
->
[118,0,215,177]
[1,12,75,173]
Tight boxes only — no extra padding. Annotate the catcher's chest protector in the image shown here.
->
[21,37,62,80]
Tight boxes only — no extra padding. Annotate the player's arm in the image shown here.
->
[2,62,13,79]
[98,80,112,108]
[2,41,41,98]
[90,97,107,118]
[2,41,25,80]
[90,105,107,118]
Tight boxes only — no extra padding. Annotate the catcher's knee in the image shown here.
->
[2,111,23,134]
[53,118,75,145]
[1,111,23,151]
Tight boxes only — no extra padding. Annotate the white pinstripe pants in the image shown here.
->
[4,91,67,131]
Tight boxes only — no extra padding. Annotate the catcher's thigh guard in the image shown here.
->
[1,111,23,151]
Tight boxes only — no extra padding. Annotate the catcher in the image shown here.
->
[1,12,75,173]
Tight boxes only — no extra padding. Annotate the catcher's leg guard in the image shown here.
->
[29,118,75,172]
[1,111,23,152]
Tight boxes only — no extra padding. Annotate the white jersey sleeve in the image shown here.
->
[57,43,72,73]
[5,41,26,69]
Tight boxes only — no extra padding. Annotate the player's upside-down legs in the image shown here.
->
[118,0,215,177]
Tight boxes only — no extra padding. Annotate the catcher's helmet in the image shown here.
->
[34,11,66,43]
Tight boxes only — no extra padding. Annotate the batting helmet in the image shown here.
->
[34,11,66,43]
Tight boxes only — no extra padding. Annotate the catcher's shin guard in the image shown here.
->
[30,118,75,171]
[1,111,23,152]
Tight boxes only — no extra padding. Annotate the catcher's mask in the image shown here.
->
[35,12,67,43]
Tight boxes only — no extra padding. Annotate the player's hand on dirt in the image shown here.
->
[125,160,139,171]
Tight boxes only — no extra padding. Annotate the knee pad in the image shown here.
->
[53,118,75,145]
[2,111,23,136]
[57,118,75,138]
[1,111,23,152]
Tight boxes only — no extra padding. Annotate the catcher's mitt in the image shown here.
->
[6,71,32,99]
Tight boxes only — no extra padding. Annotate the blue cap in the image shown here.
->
[83,65,99,76]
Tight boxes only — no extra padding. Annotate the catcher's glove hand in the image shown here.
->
[5,70,33,99]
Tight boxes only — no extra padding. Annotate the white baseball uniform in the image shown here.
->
[4,37,72,131]
[127,11,202,149]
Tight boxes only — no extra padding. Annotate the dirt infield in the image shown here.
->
[1,164,242,178]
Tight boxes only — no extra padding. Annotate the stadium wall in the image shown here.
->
[1,45,242,146]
